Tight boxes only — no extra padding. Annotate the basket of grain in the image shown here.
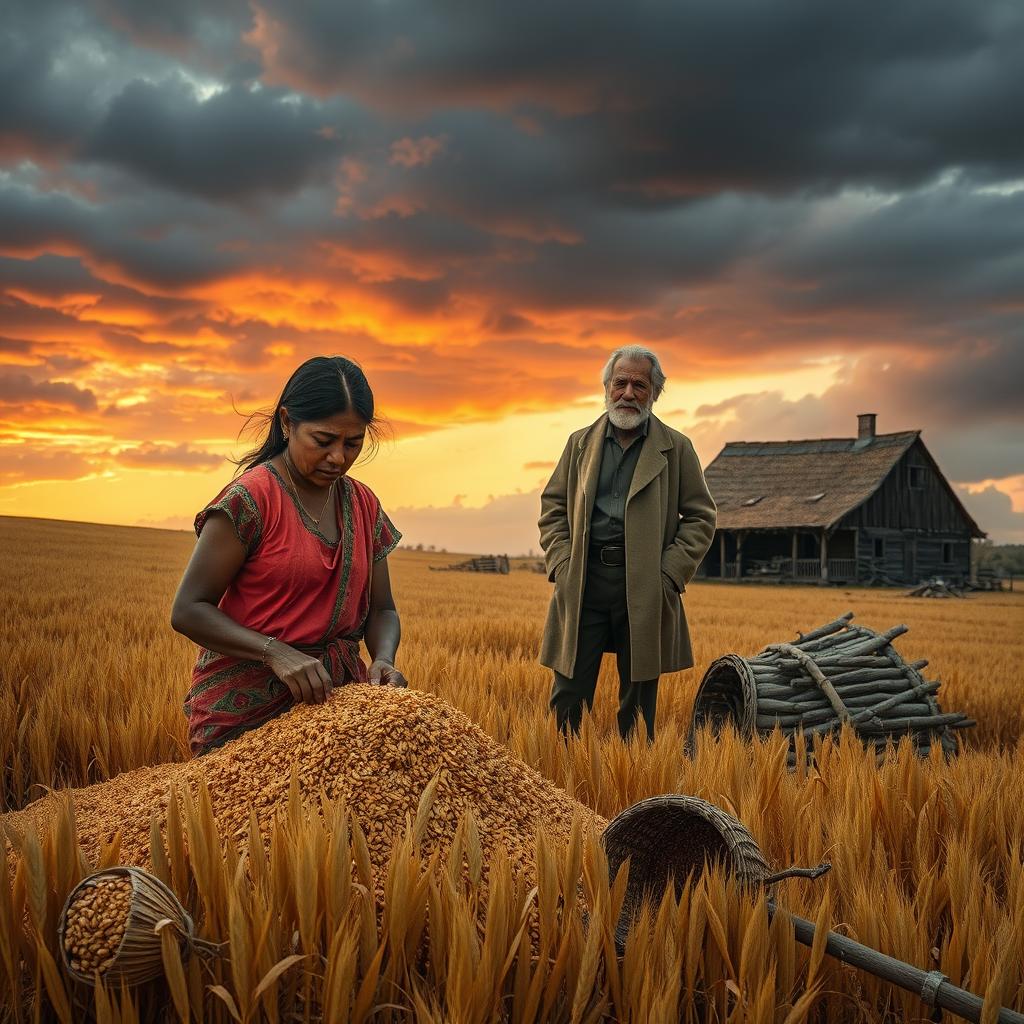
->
[58,866,221,985]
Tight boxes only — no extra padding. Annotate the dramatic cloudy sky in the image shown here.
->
[2,0,1022,550]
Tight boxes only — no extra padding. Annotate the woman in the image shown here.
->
[171,355,406,755]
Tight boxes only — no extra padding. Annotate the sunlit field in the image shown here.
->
[2,514,1023,1022]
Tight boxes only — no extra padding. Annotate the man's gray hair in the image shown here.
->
[601,345,666,400]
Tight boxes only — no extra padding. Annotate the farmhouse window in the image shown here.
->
[942,541,953,563]
[908,465,925,489]
[873,537,884,559]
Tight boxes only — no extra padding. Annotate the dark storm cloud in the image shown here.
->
[336,108,591,233]
[0,180,249,289]
[326,122,802,308]
[92,0,250,56]
[86,79,345,200]
[485,197,789,311]
[0,1,349,203]
[0,181,93,252]
[0,2,97,156]
[953,484,1024,544]
[0,254,106,297]
[773,182,1024,313]
[5,0,1024,214]
[322,205,497,272]
[890,334,1024,425]
[931,426,1024,483]
[252,0,1024,193]
[0,0,202,160]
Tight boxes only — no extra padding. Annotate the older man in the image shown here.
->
[538,345,717,740]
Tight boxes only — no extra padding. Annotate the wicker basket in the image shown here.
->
[601,795,828,948]
[58,867,221,986]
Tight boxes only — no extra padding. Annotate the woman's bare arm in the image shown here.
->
[170,512,333,703]
[364,557,407,687]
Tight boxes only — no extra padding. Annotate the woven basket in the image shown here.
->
[58,867,221,986]
[601,795,827,948]
[687,654,759,739]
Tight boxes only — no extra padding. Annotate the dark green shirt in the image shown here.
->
[590,417,649,545]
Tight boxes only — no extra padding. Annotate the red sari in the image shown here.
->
[183,463,400,754]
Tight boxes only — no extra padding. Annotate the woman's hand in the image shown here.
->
[368,658,408,688]
[365,559,405,688]
[266,642,334,704]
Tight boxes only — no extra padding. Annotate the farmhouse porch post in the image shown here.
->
[791,531,798,578]
[819,529,829,582]
[719,531,726,578]
[736,531,745,579]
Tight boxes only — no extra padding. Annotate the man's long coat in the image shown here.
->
[538,413,717,681]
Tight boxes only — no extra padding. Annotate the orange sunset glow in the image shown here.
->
[2,2,1023,552]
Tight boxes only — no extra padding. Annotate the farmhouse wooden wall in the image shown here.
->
[840,440,976,581]
[839,440,973,534]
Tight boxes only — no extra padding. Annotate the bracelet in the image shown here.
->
[261,635,277,664]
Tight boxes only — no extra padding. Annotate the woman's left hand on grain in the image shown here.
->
[368,659,408,688]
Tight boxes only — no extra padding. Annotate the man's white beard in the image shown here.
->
[605,397,652,431]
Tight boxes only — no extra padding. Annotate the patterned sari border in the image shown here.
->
[184,661,262,703]
[320,476,356,644]
[373,508,402,562]
[198,483,264,555]
[265,462,341,549]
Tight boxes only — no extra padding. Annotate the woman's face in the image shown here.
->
[280,408,367,486]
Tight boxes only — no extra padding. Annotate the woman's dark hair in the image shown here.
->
[234,355,387,475]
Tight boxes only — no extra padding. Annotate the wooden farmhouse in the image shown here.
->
[697,414,986,585]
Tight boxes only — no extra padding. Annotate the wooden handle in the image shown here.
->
[781,907,1024,1024]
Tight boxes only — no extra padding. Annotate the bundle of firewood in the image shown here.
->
[688,612,974,765]
[907,578,964,598]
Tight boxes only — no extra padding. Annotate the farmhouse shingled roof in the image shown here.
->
[703,429,931,530]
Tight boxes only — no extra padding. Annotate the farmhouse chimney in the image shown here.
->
[857,413,877,441]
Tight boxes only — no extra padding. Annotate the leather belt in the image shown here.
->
[591,543,626,567]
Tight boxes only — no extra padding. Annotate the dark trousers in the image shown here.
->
[550,559,659,741]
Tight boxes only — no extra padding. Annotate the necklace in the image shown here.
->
[282,452,336,527]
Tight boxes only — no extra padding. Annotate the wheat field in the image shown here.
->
[2,514,1023,1022]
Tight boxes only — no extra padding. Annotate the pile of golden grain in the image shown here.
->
[6,686,604,888]
[61,876,133,975]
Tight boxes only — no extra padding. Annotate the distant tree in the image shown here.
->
[415,543,424,551]
[977,541,1024,575]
